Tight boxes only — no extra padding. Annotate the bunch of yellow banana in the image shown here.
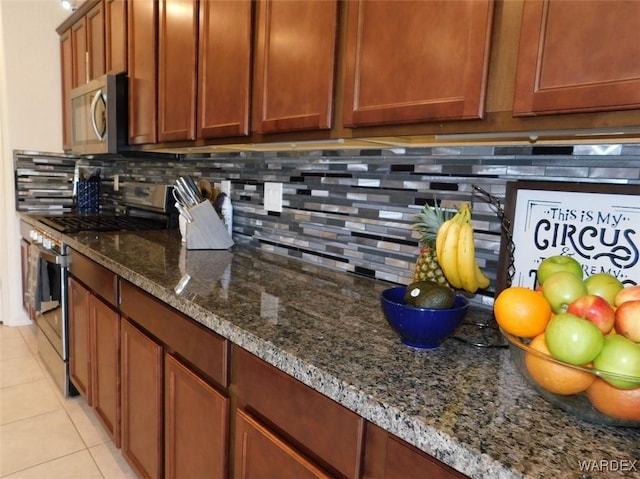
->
[435,203,490,294]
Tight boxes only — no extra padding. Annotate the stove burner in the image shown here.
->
[37,214,170,234]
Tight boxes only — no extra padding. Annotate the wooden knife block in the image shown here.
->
[185,201,234,250]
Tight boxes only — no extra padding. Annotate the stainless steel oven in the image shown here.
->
[22,221,77,397]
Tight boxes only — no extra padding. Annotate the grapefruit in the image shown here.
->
[587,378,640,421]
[525,333,595,395]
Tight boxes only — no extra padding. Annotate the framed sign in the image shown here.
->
[496,181,640,294]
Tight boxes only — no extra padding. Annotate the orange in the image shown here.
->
[587,378,640,421]
[494,287,552,338]
[525,333,595,395]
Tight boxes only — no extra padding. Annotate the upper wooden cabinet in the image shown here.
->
[70,18,88,88]
[513,0,640,116]
[128,0,158,145]
[59,0,640,148]
[198,0,253,139]
[342,0,494,128]
[252,0,339,134]
[105,0,127,74]
[158,0,198,142]
[70,1,105,87]
[157,0,253,142]
[86,2,106,81]
[60,29,73,150]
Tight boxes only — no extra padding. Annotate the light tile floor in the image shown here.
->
[0,324,137,478]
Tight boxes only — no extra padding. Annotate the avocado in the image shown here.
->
[403,280,439,305]
[404,281,455,309]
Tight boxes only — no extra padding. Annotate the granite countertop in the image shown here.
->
[22,218,640,479]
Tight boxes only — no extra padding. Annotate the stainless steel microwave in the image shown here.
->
[70,72,127,155]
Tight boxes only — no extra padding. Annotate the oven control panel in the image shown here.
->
[23,223,65,255]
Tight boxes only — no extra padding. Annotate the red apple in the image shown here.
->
[567,294,615,334]
[614,300,640,342]
[584,273,623,306]
[614,285,640,307]
[537,255,583,286]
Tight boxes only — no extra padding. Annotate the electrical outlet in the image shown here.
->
[113,174,119,192]
[264,182,283,212]
[221,180,231,196]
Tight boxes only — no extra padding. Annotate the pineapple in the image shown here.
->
[412,202,449,285]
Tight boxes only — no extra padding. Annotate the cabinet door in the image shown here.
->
[252,0,338,134]
[105,0,127,74]
[128,0,158,145]
[233,410,332,479]
[165,354,228,479]
[86,1,106,82]
[514,0,640,116]
[234,347,364,478]
[71,17,87,87]
[197,0,252,139]
[90,295,120,446]
[157,0,198,142]
[343,0,494,127]
[69,277,91,400]
[363,422,466,479]
[121,318,163,479]
[60,29,73,150]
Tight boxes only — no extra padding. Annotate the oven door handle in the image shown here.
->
[35,246,69,267]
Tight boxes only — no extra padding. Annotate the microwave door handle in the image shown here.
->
[90,90,106,141]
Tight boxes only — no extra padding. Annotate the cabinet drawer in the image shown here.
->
[119,280,229,388]
[233,347,364,479]
[69,250,117,306]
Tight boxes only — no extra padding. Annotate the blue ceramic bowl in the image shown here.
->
[380,286,469,349]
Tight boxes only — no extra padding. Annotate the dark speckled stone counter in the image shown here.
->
[23,218,640,479]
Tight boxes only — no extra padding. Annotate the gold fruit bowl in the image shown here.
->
[502,331,640,428]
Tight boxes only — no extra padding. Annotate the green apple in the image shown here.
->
[542,271,588,313]
[545,312,604,365]
[593,335,640,389]
[584,273,624,306]
[537,255,583,286]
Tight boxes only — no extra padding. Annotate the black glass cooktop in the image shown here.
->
[35,214,171,234]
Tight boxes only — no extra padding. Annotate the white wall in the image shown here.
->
[0,0,68,326]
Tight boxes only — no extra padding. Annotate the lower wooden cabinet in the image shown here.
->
[121,317,164,479]
[232,346,365,478]
[363,422,467,479]
[67,253,469,479]
[165,354,229,479]
[89,294,120,444]
[233,409,331,479]
[119,279,230,479]
[69,259,120,445]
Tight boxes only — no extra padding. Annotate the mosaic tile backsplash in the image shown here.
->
[69,144,640,307]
